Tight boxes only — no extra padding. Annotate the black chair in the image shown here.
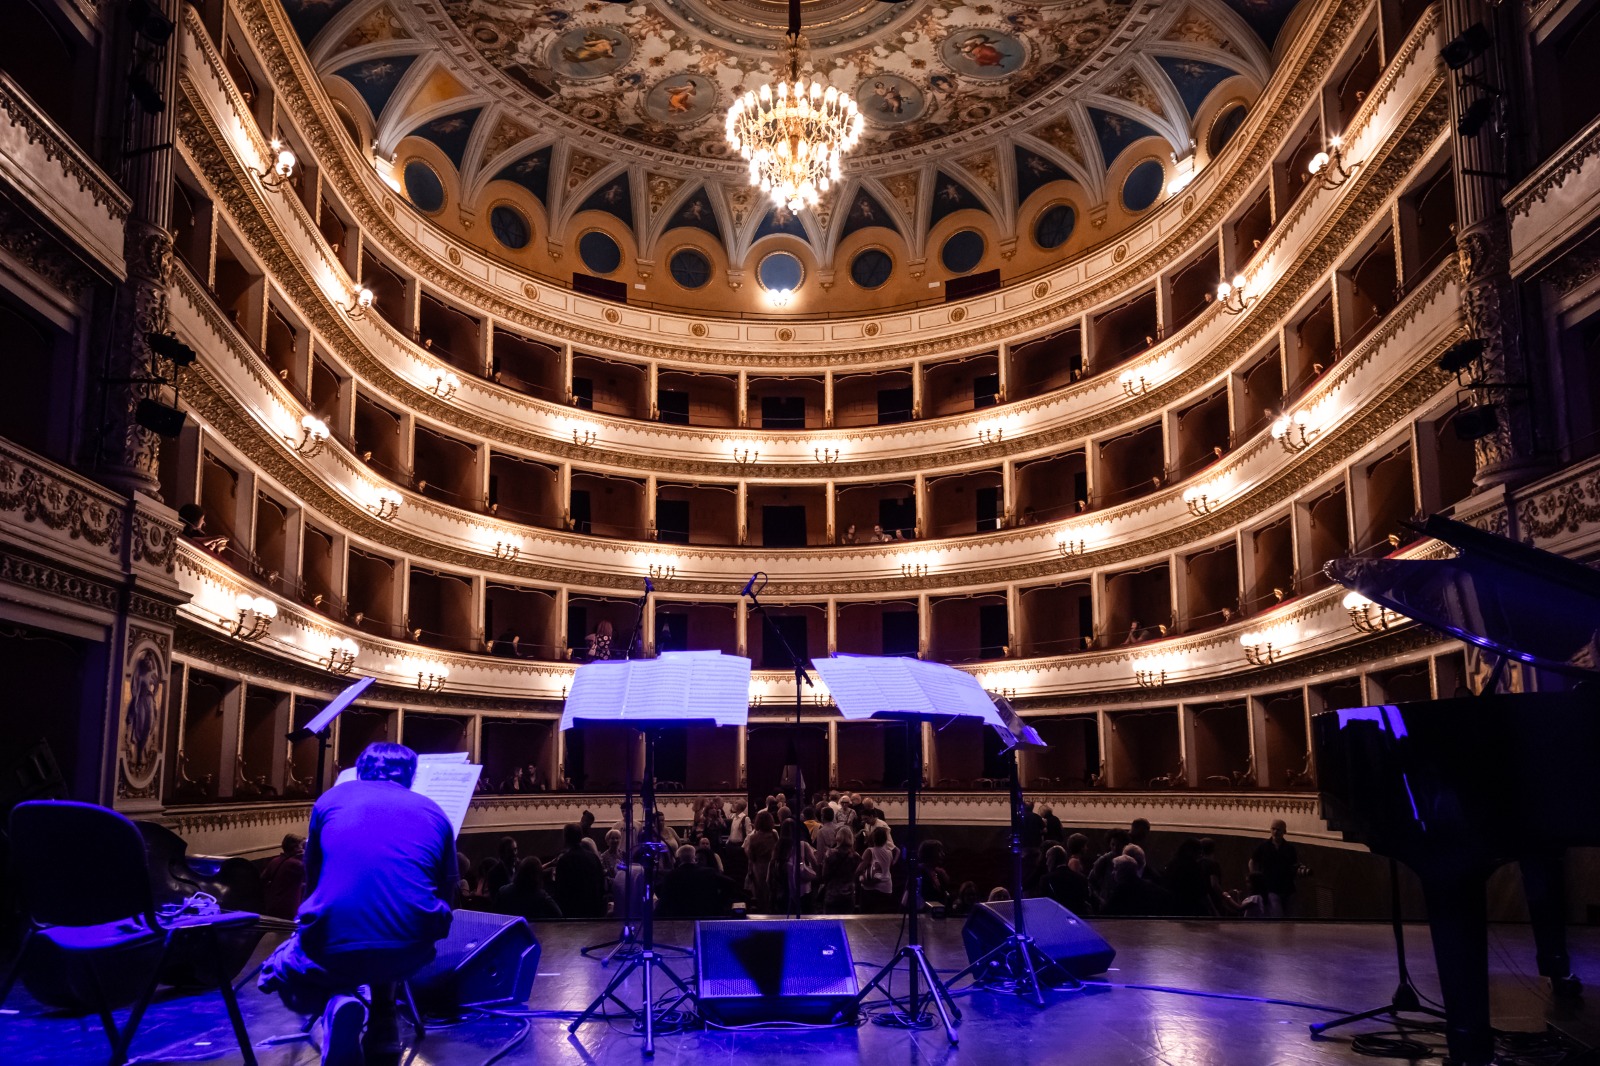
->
[0,800,259,1066]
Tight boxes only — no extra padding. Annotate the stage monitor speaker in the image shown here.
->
[695,919,859,1027]
[409,910,540,1013]
[962,898,1115,979]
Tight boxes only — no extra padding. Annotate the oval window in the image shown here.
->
[850,248,893,290]
[670,248,712,289]
[578,230,622,275]
[1122,160,1165,212]
[758,250,805,292]
[403,161,444,214]
[941,229,986,274]
[1034,204,1076,250]
[489,204,530,250]
[1208,103,1248,157]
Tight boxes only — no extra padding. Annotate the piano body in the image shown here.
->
[1314,515,1600,1065]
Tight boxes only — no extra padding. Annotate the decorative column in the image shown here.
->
[1446,0,1539,488]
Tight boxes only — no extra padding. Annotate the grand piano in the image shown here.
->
[1314,514,1600,1065]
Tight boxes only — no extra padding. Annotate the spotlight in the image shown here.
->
[1441,22,1491,70]
[1438,337,1485,378]
[1454,403,1501,441]
[135,398,186,437]
[128,0,175,43]
[146,331,198,366]
[1458,96,1496,138]
[128,70,165,114]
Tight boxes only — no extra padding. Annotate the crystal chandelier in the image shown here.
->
[725,0,862,213]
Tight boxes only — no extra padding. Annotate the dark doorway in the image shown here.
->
[878,387,913,424]
[569,490,592,533]
[656,498,689,544]
[657,389,689,425]
[883,612,919,657]
[977,487,1002,531]
[656,611,688,652]
[760,614,809,669]
[974,373,1000,409]
[879,497,916,538]
[762,505,808,547]
[746,724,828,800]
[761,396,805,429]
[571,377,594,410]
[979,604,1009,658]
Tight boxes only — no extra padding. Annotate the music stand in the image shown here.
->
[563,652,750,1057]
[946,694,1056,1005]
[285,676,375,797]
[813,655,1013,1045]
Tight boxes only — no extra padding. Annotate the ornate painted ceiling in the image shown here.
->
[278,0,1304,313]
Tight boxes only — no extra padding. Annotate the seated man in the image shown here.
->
[260,742,457,1066]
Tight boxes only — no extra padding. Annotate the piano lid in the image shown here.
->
[1326,515,1600,676]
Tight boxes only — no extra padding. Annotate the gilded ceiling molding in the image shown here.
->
[224,0,1380,365]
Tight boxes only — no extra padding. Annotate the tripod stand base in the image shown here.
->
[857,944,962,1044]
[948,932,1074,1006]
[580,925,643,965]
[568,949,695,1057]
[1308,980,1448,1037]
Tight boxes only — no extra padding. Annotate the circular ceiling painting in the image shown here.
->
[440,0,1142,159]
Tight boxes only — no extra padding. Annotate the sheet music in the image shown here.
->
[814,656,1006,728]
[562,652,751,728]
[410,759,481,837]
[330,755,481,836]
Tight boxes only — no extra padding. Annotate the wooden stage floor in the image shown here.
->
[4,917,1599,1065]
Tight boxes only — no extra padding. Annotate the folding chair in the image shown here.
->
[0,800,259,1066]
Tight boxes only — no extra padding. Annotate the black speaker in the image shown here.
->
[695,919,858,1027]
[962,898,1115,979]
[408,911,540,1013]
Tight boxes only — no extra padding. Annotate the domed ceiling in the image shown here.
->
[280,0,1301,314]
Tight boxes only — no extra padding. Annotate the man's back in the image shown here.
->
[554,846,606,918]
[299,780,456,960]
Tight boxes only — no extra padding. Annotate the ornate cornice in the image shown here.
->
[0,195,98,298]
[0,548,120,614]
[1506,114,1600,219]
[0,443,125,556]
[0,74,131,224]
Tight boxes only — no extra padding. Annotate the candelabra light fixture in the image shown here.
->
[1133,663,1168,688]
[288,414,330,457]
[321,636,359,674]
[429,370,461,399]
[1344,591,1403,633]
[1271,410,1319,453]
[732,444,760,464]
[1308,135,1361,189]
[814,446,839,464]
[364,485,403,521]
[649,561,677,581]
[570,422,599,447]
[1239,627,1285,666]
[975,424,1005,445]
[346,287,374,319]
[1058,537,1087,557]
[493,538,522,562]
[900,561,929,578]
[1216,275,1255,315]
[415,665,449,693]
[725,0,863,212]
[1182,486,1217,517]
[229,594,278,642]
[1118,368,1152,396]
[253,139,296,190]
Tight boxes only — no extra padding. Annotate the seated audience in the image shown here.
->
[1102,854,1176,916]
[260,833,306,920]
[656,845,736,918]
[553,823,607,918]
[496,857,564,921]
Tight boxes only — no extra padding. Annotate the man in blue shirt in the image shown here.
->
[260,743,457,1065]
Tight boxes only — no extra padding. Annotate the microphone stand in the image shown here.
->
[741,573,811,918]
[582,578,652,965]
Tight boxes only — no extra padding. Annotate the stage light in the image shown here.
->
[135,398,186,437]
[128,0,175,43]
[146,332,198,366]
[1458,96,1496,138]
[1454,403,1501,441]
[1441,22,1491,70]
[1438,338,1486,378]
[128,70,165,114]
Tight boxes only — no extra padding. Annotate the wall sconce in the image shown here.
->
[768,287,795,308]
[1216,275,1255,315]
[571,424,598,447]
[321,636,359,674]
[230,594,278,641]
[1344,591,1402,633]
[1308,135,1360,189]
[1118,368,1152,396]
[1271,410,1318,453]
[1239,629,1283,666]
[648,561,677,581]
[900,561,929,578]
[814,446,840,464]
[429,370,461,400]
[346,287,375,319]
[253,139,296,191]
[415,666,449,693]
[1133,664,1168,688]
[287,414,330,458]
[1182,486,1216,517]
[1058,537,1087,557]
[732,445,760,464]
[494,539,522,562]
[976,425,1005,445]
[365,486,402,521]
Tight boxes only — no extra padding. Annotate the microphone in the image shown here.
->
[643,577,654,593]
[740,573,761,597]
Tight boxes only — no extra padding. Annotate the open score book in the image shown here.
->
[560,651,752,730]
[334,751,480,837]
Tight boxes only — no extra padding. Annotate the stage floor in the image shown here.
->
[5,917,1599,1065]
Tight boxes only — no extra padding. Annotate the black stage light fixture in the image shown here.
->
[128,0,175,43]
[128,70,165,114]
[1438,338,1485,376]
[135,397,187,438]
[146,331,198,366]
[1458,95,1495,138]
[1454,403,1501,442]
[1441,22,1491,70]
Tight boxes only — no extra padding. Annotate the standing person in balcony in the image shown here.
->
[585,619,614,661]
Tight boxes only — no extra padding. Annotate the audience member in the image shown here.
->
[1164,838,1214,917]
[496,857,564,921]
[1065,833,1090,877]
[951,881,980,916]
[918,840,953,908]
[656,845,735,918]
[1039,804,1064,843]
[856,826,896,913]
[1041,845,1092,914]
[744,809,781,912]
[1088,828,1131,904]
[1102,854,1175,916]
[260,834,306,920]
[1019,801,1045,849]
[1250,819,1303,917]
[599,829,624,882]
[553,823,606,919]
[819,836,859,914]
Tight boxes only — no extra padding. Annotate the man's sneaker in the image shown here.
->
[321,995,367,1066]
